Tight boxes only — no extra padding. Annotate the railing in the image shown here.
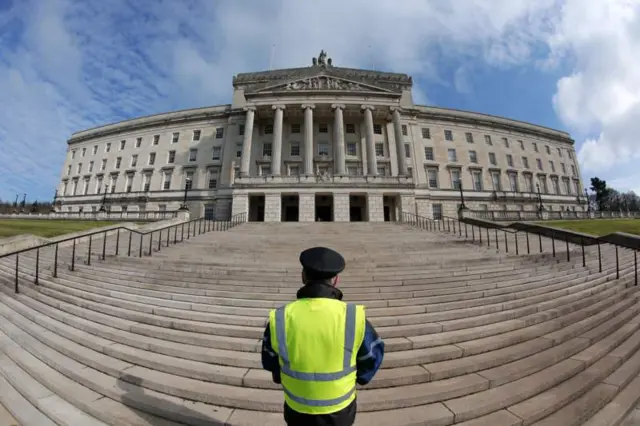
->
[0,212,247,294]
[466,209,640,221]
[234,174,414,186]
[0,210,181,221]
[399,211,639,286]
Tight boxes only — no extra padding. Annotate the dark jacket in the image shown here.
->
[261,282,385,426]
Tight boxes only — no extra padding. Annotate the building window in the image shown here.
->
[424,147,434,161]
[508,173,518,192]
[407,167,413,177]
[120,140,126,150]
[291,123,301,134]
[264,125,273,134]
[110,178,117,193]
[318,142,329,156]
[506,154,514,168]
[81,147,86,157]
[465,132,474,143]
[561,163,566,174]
[549,161,555,173]
[77,163,83,174]
[574,180,580,194]
[66,165,71,175]
[346,143,356,156]
[472,171,482,191]
[557,147,563,157]
[149,152,156,165]
[88,161,94,172]
[95,179,102,194]
[260,165,271,176]
[469,150,477,163]
[552,177,560,194]
[377,165,387,176]
[401,125,408,136]
[447,148,457,162]
[545,145,551,154]
[208,177,217,189]
[319,123,328,133]
[238,124,245,136]
[236,144,242,158]
[287,165,299,176]
[404,144,411,158]
[125,174,133,193]
[346,124,355,134]
[539,176,548,193]
[571,165,576,176]
[347,166,359,176]
[143,174,151,192]
[524,174,534,192]
[422,128,431,139]
[563,178,571,194]
[536,158,543,170]
[135,137,142,148]
[168,151,176,164]
[491,172,501,191]
[373,143,383,157]
[533,143,539,152]
[263,143,273,157]
[171,133,179,144]
[522,157,529,169]
[426,167,438,188]
[568,150,573,159]
[215,128,224,139]
[484,135,492,145]
[185,172,194,190]
[101,159,106,171]
[115,157,121,169]
[72,180,78,195]
[290,142,300,156]
[163,172,172,190]
[450,169,461,189]
[212,146,221,160]
[489,152,497,166]
[92,145,98,155]
[444,130,453,141]
[105,143,111,153]
[71,150,76,160]
[519,140,525,150]
[131,155,138,167]
[373,124,382,135]
[192,130,201,141]
[432,204,443,220]
[189,149,197,162]
[83,179,89,195]
[503,137,509,148]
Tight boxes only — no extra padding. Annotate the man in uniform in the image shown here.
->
[261,247,385,426]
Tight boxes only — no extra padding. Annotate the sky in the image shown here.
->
[1,0,640,202]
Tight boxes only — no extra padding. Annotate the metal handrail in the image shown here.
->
[0,212,247,293]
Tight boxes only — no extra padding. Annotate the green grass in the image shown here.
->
[0,219,133,239]
[540,219,640,236]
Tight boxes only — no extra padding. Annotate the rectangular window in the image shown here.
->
[469,150,477,163]
[346,123,355,134]
[126,174,133,193]
[377,165,387,176]
[236,143,243,158]
[212,146,221,160]
[289,165,300,176]
[319,123,328,133]
[537,158,543,170]
[574,180,580,195]
[525,174,534,192]
[260,165,271,176]
[263,143,273,157]
[153,135,160,145]
[238,124,245,136]
[66,165,71,175]
[422,128,431,139]
[290,142,300,156]
[491,172,502,191]
[105,143,111,153]
[561,163,566,174]
[375,143,384,157]
[522,157,529,169]
[72,180,78,195]
[506,154,514,167]
[509,173,518,192]
[447,148,457,162]
[101,159,106,171]
[472,171,482,191]
[131,155,138,167]
[120,140,126,150]
[557,147,562,157]
[519,140,525,150]
[564,178,571,194]
[291,123,301,134]
[451,169,461,189]
[143,174,151,192]
[489,152,497,166]
[88,161,94,172]
[432,204,443,220]
[83,179,89,195]
[545,145,551,154]
[444,130,453,141]
[424,147,434,161]
[571,165,576,176]
[96,178,102,194]
[71,150,76,160]
[568,150,573,159]
[427,167,438,188]
[163,172,171,190]
[533,142,539,152]
[81,147,86,157]
[171,133,179,143]
[77,163,82,174]
[347,166,358,176]
[208,177,217,189]
[549,161,555,173]
[552,177,560,194]
[135,137,142,148]
[185,172,194,190]
[407,167,413,178]
[189,149,197,162]
[215,128,224,139]
[539,176,548,193]
[115,157,121,169]
[168,151,176,164]
[346,143,356,156]
[484,135,492,145]
[465,132,474,143]
[149,152,156,165]
[404,144,411,158]
[373,124,382,135]
[401,124,408,136]
[92,145,98,155]
[192,130,201,141]
[264,125,273,134]
[110,178,117,193]
[503,137,509,148]
[318,143,329,156]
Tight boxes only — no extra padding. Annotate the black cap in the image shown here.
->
[300,247,345,280]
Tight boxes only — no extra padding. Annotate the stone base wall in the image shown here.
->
[299,194,315,222]
[264,194,281,222]
[368,194,384,222]
[400,194,416,217]
[333,193,350,222]
[230,195,247,218]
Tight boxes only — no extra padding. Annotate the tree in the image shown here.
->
[590,177,611,211]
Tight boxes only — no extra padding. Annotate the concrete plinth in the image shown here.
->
[368,194,384,222]
[299,194,315,222]
[264,193,281,222]
[333,193,350,222]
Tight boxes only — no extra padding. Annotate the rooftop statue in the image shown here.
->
[312,50,332,67]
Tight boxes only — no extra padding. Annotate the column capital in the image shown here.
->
[390,106,403,113]
[331,103,346,110]
[243,106,256,112]
[301,104,316,110]
[272,104,286,111]
[361,104,375,111]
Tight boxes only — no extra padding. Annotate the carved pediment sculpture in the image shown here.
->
[255,76,394,94]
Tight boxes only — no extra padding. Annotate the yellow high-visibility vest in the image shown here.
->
[269,298,366,415]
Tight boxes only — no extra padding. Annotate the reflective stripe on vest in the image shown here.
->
[274,302,357,407]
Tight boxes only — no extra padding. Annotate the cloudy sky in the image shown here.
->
[1,0,639,202]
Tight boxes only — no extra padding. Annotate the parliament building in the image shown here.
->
[56,51,587,222]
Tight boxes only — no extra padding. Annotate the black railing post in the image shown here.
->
[515,233,519,255]
[158,230,162,251]
[149,233,153,256]
[102,231,107,260]
[581,237,586,267]
[504,231,509,253]
[526,232,530,254]
[115,229,120,256]
[128,232,132,256]
[551,233,556,257]
[53,244,58,278]
[71,239,76,271]
[539,234,543,253]
[495,228,499,250]
[565,236,570,262]
[479,226,482,245]
[598,241,602,272]
[487,229,490,248]
[87,235,92,265]
[187,222,190,239]
[635,251,638,286]
[181,223,185,241]
[471,225,475,242]
[15,254,19,293]
[139,234,143,257]
[174,226,178,244]
[34,248,39,285]
[616,246,619,279]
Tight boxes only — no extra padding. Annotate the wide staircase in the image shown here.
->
[0,221,639,425]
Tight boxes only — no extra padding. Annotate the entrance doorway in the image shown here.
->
[281,194,299,222]
[349,194,367,222]
[383,195,398,222]
[315,194,333,222]
[248,195,265,222]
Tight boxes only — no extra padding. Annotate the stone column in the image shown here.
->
[362,105,378,175]
[302,104,315,175]
[264,193,282,222]
[299,193,315,222]
[391,107,407,176]
[271,105,285,175]
[333,193,350,222]
[367,194,384,222]
[240,107,256,177]
[332,104,346,175]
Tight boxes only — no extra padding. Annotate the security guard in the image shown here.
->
[261,247,385,426]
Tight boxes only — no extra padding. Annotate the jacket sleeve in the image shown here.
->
[261,321,281,384]
[356,319,385,386]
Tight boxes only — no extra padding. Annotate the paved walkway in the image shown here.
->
[0,404,18,426]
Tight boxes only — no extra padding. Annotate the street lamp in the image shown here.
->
[536,183,544,213]
[584,188,591,213]
[457,180,466,211]
[98,184,108,212]
[179,178,191,210]
[50,189,58,212]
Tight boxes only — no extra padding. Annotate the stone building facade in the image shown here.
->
[56,51,586,222]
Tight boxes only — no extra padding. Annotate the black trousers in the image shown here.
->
[284,399,357,426]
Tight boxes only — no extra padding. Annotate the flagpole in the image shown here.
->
[269,44,276,70]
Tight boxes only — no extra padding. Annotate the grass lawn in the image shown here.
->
[541,219,640,236]
[0,219,134,239]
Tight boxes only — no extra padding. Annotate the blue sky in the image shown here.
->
[1,0,639,203]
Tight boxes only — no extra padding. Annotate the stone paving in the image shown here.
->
[0,221,639,425]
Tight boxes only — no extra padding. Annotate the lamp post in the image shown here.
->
[584,188,591,213]
[458,180,466,210]
[179,178,191,210]
[98,184,108,212]
[21,193,26,213]
[50,189,58,212]
[536,183,543,213]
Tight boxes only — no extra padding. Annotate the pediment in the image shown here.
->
[252,75,396,94]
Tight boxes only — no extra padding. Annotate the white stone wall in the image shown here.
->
[231,194,248,218]
[299,194,315,222]
[264,193,281,222]
[368,194,384,222]
[400,194,416,217]
[333,193,350,222]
